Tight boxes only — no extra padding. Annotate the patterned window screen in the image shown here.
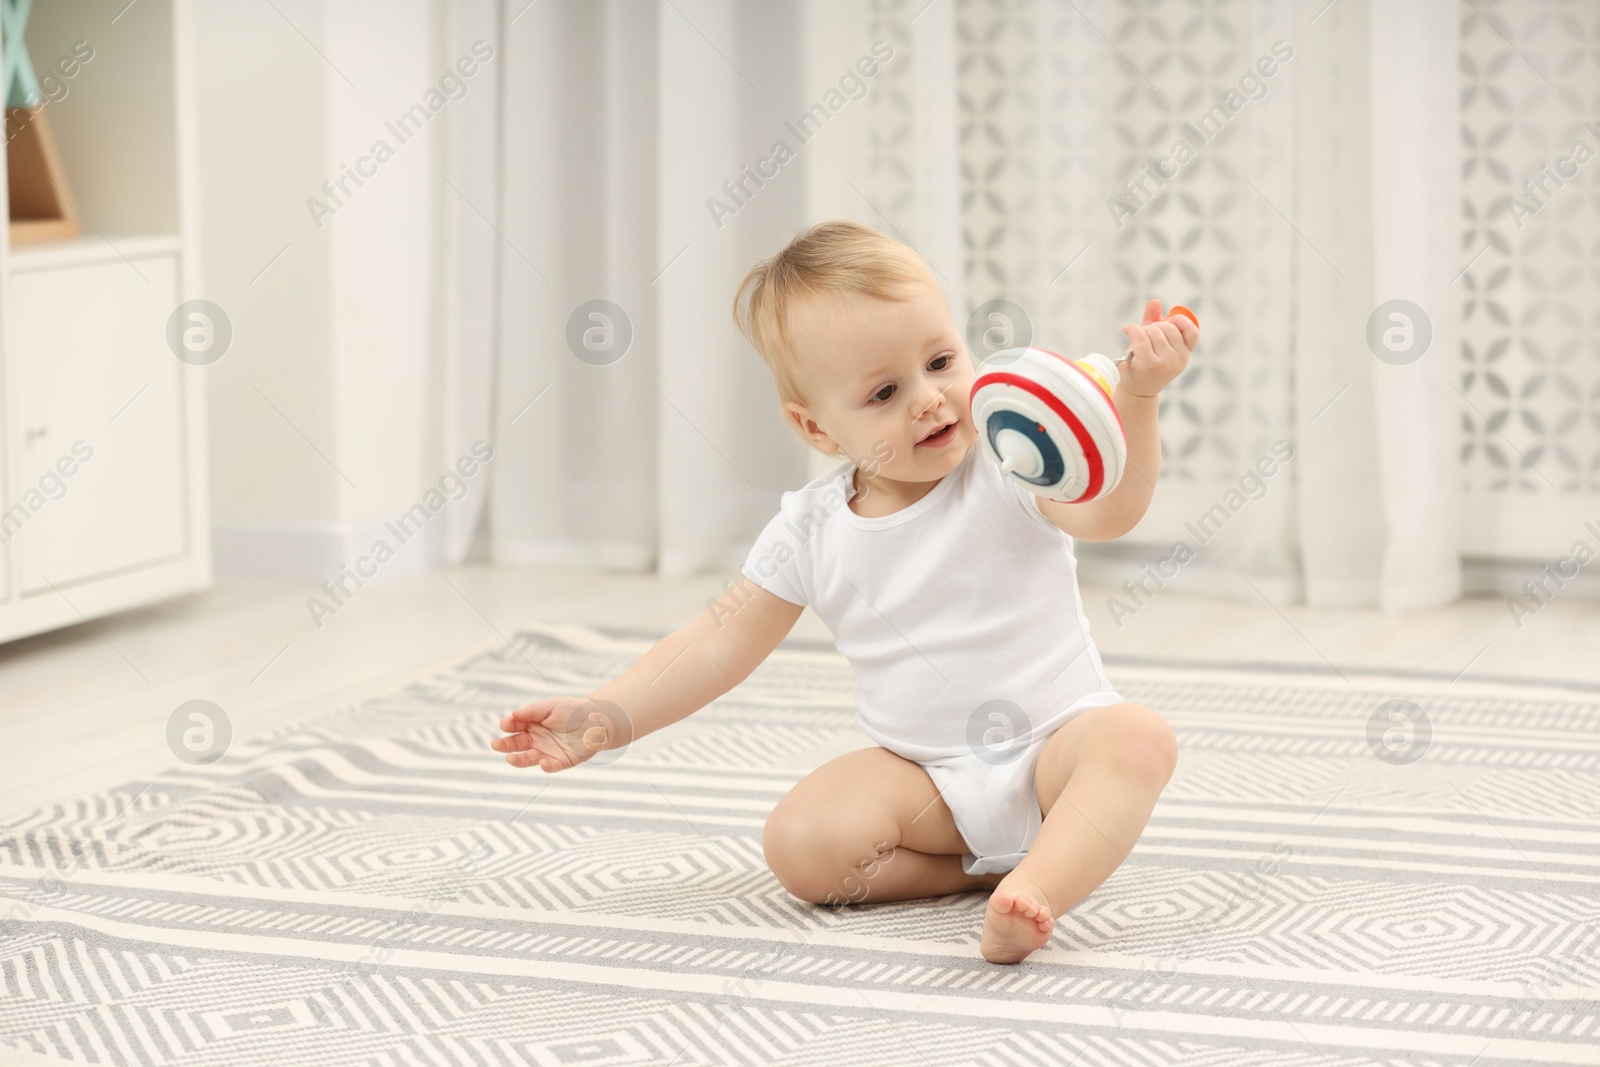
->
[859,0,1598,570]
[1458,4,1598,555]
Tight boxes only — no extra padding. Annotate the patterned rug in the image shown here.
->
[2,622,1598,1066]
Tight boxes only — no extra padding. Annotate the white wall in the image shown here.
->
[193,0,445,581]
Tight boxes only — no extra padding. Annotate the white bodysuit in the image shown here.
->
[739,441,1124,874]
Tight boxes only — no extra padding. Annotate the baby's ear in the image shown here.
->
[784,402,826,447]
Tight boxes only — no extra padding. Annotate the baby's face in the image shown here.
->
[784,276,977,485]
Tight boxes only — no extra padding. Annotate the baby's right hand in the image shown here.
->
[490,695,628,771]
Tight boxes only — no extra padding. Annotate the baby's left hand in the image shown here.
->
[1120,298,1198,398]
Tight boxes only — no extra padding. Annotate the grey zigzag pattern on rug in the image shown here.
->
[2,622,1599,1066]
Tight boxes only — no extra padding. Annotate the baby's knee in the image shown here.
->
[1096,704,1178,786]
[762,801,892,904]
[763,811,831,902]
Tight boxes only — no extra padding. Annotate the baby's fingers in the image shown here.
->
[499,699,557,733]
[1123,323,1155,361]
[1169,312,1199,349]
[506,743,564,772]
[504,746,545,769]
[490,731,537,753]
[1150,320,1184,358]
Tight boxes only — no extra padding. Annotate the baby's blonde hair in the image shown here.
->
[733,220,935,446]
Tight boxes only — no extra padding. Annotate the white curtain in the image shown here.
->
[435,0,503,566]
[485,1,795,576]
[942,0,1463,611]
[464,0,1472,611]
[1301,0,1463,610]
[477,0,968,576]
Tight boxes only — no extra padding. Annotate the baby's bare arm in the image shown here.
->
[587,580,804,747]
[1036,390,1161,542]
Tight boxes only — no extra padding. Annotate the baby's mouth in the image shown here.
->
[917,421,957,446]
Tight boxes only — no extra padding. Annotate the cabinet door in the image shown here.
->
[9,256,187,592]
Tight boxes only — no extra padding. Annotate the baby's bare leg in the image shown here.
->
[764,747,1003,906]
[981,703,1177,963]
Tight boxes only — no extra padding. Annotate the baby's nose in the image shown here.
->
[916,383,953,415]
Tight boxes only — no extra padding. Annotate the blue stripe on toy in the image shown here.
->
[985,408,1064,487]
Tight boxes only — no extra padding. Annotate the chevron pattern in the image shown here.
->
[3,622,1599,1066]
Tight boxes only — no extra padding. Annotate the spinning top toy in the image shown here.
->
[970,305,1198,503]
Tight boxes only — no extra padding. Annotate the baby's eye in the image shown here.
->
[930,354,953,371]
[871,384,894,403]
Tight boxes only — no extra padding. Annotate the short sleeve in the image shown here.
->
[739,504,810,606]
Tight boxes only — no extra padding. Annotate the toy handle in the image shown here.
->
[1114,304,1198,365]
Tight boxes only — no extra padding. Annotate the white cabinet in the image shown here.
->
[10,254,188,592]
[0,0,208,643]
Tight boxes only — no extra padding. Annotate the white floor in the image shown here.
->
[2,564,1596,823]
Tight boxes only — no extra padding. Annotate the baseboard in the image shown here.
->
[211,518,442,584]
[1073,542,1305,607]
[1463,554,1600,604]
[490,538,750,578]
[1074,542,1600,607]
[491,538,655,570]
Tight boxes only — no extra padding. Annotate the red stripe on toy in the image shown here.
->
[972,371,1104,502]
[1009,348,1126,436]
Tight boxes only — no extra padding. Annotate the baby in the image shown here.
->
[492,220,1198,964]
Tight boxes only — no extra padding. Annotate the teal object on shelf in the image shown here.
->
[1,0,40,109]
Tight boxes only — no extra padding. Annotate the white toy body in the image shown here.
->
[969,348,1127,504]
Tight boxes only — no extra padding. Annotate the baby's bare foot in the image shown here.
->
[980,872,1054,964]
